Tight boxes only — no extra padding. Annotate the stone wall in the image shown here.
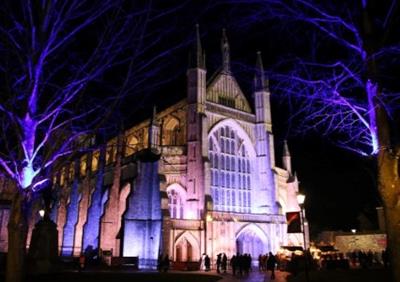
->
[335,233,387,253]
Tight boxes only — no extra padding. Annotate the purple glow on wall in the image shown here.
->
[123,157,161,269]
[62,178,80,256]
[83,164,107,251]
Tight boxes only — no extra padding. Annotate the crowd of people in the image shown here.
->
[345,249,389,269]
[199,252,278,280]
[258,252,278,279]
[229,253,253,276]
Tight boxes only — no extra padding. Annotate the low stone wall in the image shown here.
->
[335,233,386,253]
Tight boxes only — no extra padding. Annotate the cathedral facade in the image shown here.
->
[0,28,303,268]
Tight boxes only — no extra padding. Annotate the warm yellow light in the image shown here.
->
[206,215,213,222]
[351,229,356,234]
[297,193,306,205]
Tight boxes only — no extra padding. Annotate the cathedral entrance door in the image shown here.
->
[175,238,193,262]
[236,226,268,259]
[176,245,182,262]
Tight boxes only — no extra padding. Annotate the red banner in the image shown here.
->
[286,212,302,233]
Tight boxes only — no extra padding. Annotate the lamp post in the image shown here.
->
[297,193,309,282]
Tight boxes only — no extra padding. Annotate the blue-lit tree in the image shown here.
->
[231,0,400,280]
[0,1,187,281]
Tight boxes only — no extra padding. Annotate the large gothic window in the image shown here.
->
[168,189,184,219]
[209,126,251,213]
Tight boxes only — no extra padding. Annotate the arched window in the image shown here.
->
[168,189,184,219]
[125,135,139,156]
[164,117,181,145]
[208,125,252,212]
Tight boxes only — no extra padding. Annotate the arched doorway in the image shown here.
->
[236,224,268,258]
[174,231,200,262]
[175,239,192,262]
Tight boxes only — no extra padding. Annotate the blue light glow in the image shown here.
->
[61,179,80,256]
[123,160,161,269]
[82,172,106,252]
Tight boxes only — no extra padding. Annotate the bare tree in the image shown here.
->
[230,0,400,280]
[0,1,188,281]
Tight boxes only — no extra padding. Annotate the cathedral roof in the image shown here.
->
[205,29,252,114]
[206,72,252,113]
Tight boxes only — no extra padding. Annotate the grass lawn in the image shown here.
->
[288,269,391,282]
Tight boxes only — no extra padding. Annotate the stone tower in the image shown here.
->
[253,52,276,213]
[186,25,207,219]
[282,140,292,174]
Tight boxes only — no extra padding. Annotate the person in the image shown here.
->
[238,254,244,276]
[258,254,263,271]
[382,249,389,268]
[221,253,228,273]
[163,254,170,272]
[78,253,86,272]
[157,254,163,271]
[216,253,222,273]
[205,255,211,271]
[244,254,250,275]
[267,252,277,280]
[230,255,237,275]
[247,254,252,273]
[200,253,206,270]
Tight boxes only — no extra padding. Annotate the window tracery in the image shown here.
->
[209,126,251,212]
[168,189,184,219]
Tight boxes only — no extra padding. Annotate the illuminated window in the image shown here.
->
[60,167,66,186]
[91,150,99,171]
[125,135,138,156]
[163,117,181,145]
[80,156,87,177]
[168,189,184,219]
[209,126,251,212]
[106,142,116,165]
[69,163,75,181]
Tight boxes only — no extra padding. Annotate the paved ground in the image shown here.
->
[288,268,391,282]
[211,270,289,282]
[3,268,390,282]
[23,269,289,282]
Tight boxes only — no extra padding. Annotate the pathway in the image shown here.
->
[197,270,289,282]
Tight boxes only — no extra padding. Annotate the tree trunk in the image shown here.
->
[378,149,400,282]
[6,192,29,282]
[375,79,400,282]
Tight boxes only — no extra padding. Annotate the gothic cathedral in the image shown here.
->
[0,27,303,268]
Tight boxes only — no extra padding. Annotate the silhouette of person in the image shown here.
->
[267,252,277,280]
